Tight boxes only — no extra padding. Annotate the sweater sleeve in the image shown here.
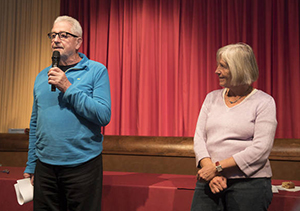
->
[63,65,111,127]
[24,89,38,174]
[232,97,277,177]
[193,95,211,167]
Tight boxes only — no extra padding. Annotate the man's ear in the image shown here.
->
[76,37,83,50]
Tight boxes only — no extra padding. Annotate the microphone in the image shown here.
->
[51,51,60,91]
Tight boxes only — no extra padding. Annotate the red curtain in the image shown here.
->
[60,0,300,138]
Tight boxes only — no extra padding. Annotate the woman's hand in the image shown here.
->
[209,176,227,194]
[196,164,217,182]
[196,157,238,183]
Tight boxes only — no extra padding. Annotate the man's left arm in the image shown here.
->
[62,66,111,126]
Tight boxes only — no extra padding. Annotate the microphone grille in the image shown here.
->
[52,50,60,58]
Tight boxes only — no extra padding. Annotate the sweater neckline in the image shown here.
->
[222,88,257,108]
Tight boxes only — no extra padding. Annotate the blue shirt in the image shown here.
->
[25,53,111,174]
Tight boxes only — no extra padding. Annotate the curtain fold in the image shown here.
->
[0,0,60,133]
[59,0,300,138]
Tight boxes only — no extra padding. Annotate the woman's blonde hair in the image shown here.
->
[217,43,259,86]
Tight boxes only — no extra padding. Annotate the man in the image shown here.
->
[24,16,111,211]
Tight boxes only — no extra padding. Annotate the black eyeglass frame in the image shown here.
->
[47,31,79,40]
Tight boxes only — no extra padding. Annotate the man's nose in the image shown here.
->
[53,34,61,42]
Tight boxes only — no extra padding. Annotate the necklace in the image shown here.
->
[226,87,252,104]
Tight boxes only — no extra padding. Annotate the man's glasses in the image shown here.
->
[47,31,79,40]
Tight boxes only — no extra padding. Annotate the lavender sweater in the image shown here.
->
[194,88,277,178]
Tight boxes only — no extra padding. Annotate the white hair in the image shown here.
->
[54,16,82,37]
[217,43,259,86]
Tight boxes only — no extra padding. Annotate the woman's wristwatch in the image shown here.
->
[215,161,223,173]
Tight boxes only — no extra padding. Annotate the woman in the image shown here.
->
[191,43,277,211]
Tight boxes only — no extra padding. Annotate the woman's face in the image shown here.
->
[215,59,232,87]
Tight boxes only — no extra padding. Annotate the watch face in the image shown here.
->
[216,165,223,172]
